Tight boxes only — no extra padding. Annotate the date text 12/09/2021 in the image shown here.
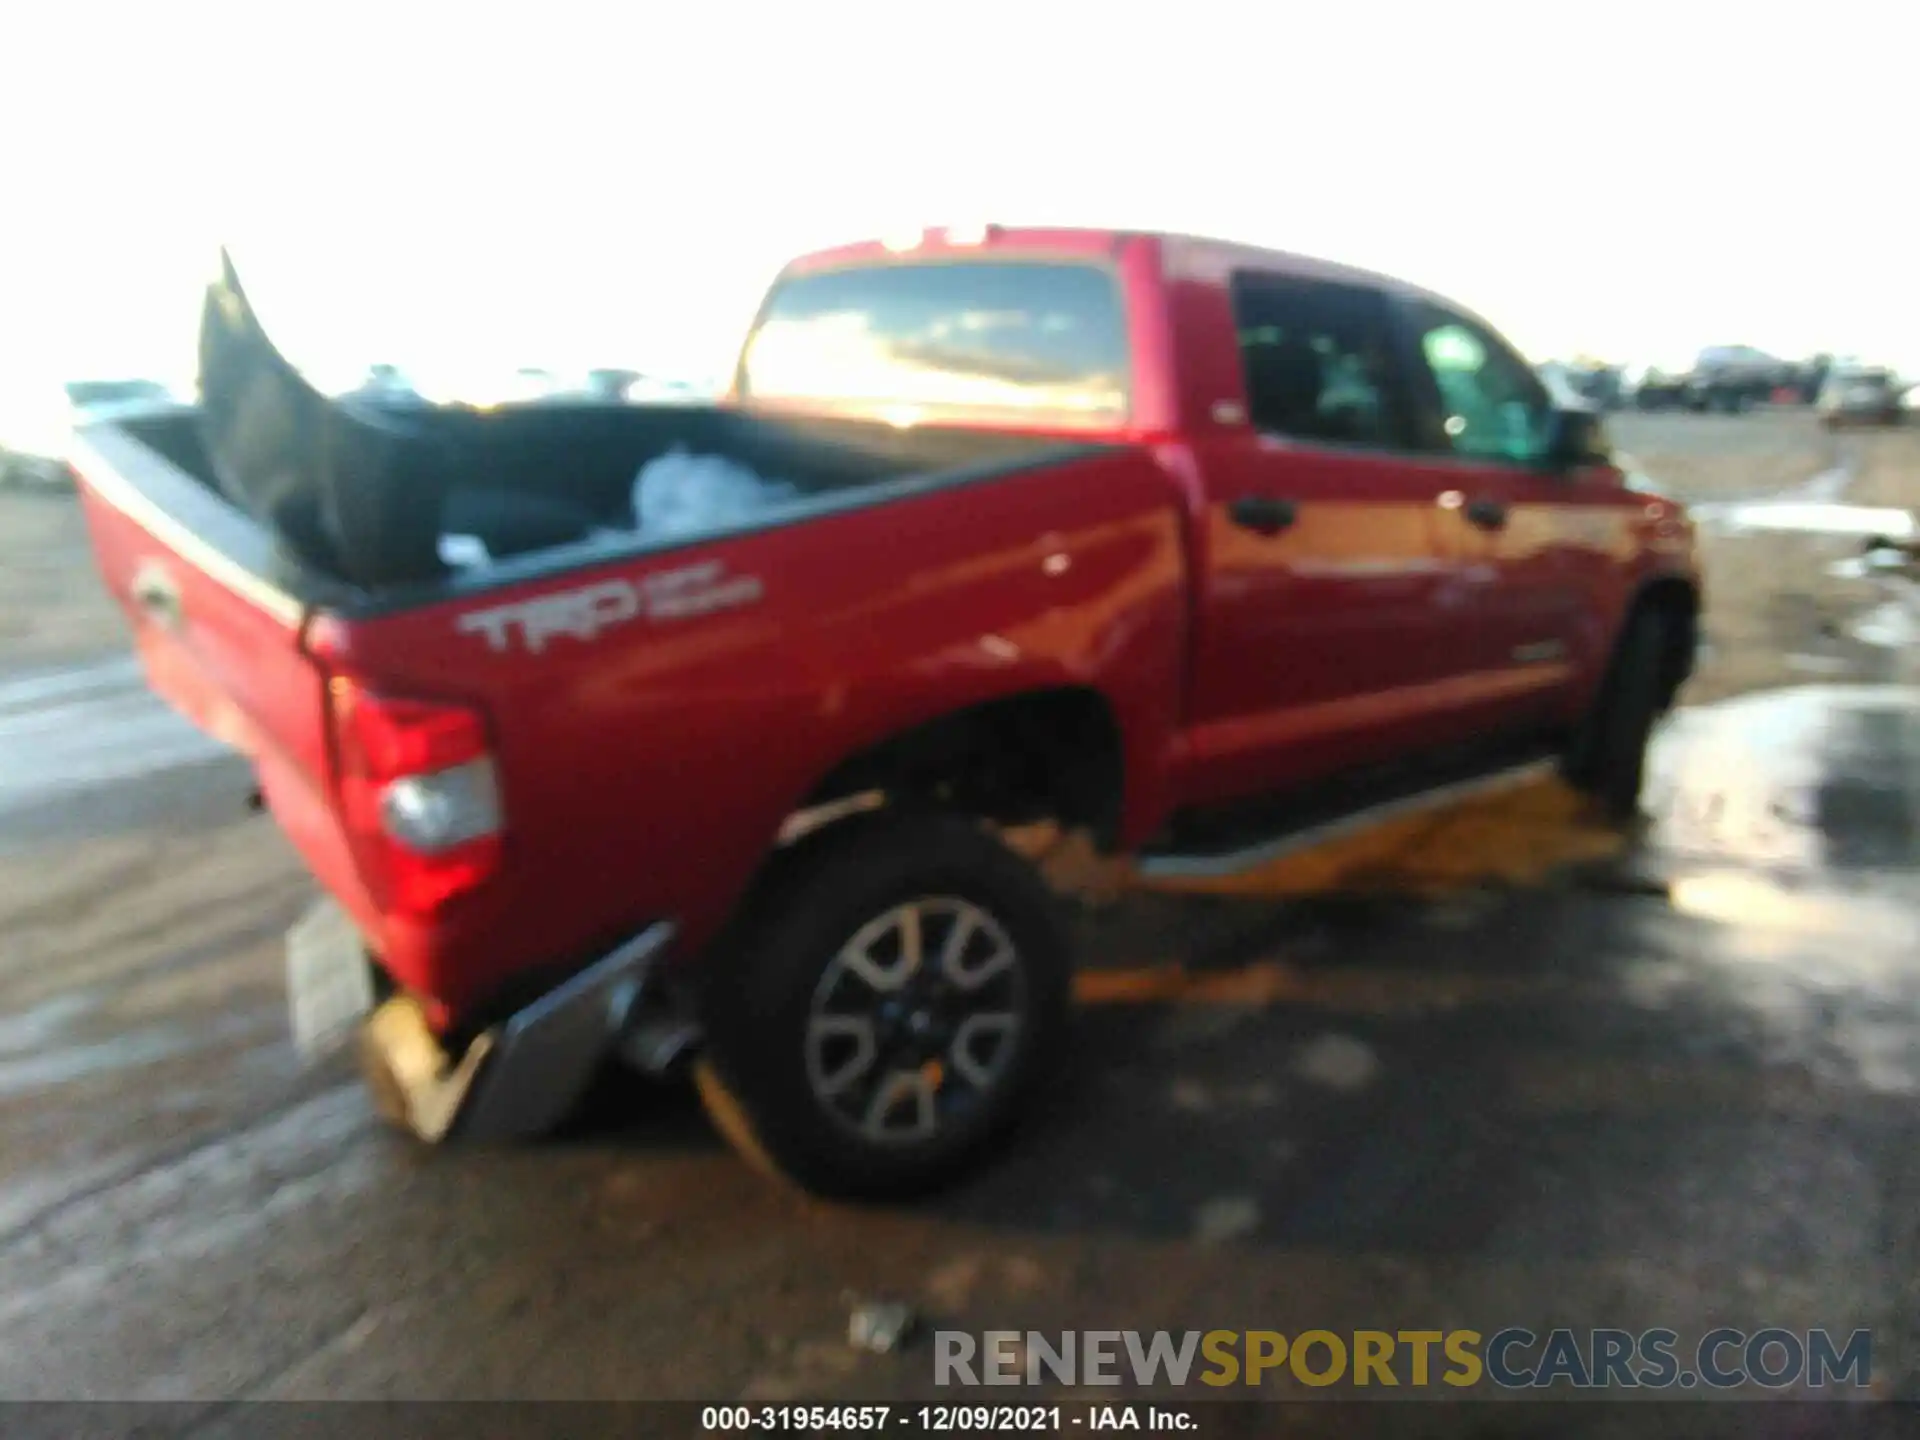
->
[701,1405,1195,1432]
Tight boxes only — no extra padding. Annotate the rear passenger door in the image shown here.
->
[1182,272,1485,806]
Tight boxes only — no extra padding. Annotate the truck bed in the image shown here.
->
[68,262,1178,1033]
[72,400,1183,1030]
[180,249,1088,593]
[101,403,1078,598]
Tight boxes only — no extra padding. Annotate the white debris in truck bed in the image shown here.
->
[438,533,493,569]
[633,445,797,538]
[436,447,795,569]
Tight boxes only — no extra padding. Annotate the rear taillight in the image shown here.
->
[328,678,503,916]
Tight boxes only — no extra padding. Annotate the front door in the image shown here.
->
[1388,297,1591,739]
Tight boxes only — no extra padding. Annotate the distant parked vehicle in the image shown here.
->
[1580,364,1627,411]
[1782,355,1833,405]
[347,364,430,407]
[1818,367,1906,429]
[1,378,177,486]
[65,379,176,413]
[1544,360,1626,411]
[1685,346,1784,413]
[545,369,709,405]
[1631,367,1694,411]
[1628,348,1786,415]
[581,368,644,400]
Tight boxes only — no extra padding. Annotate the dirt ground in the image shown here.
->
[1613,409,1919,702]
[0,485,123,669]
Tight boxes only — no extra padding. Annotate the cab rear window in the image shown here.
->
[738,260,1130,423]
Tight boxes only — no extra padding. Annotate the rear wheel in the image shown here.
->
[695,811,1070,1198]
[1564,608,1671,821]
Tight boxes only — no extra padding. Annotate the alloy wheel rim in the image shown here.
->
[803,897,1027,1146]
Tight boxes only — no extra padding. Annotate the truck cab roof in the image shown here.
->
[745,226,1515,437]
[780,225,1470,311]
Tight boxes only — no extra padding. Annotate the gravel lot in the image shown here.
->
[1614,409,1918,702]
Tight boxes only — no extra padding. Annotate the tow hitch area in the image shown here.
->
[357,922,678,1143]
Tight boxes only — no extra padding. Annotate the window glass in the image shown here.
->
[739,261,1129,421]
[1409,304,1553,465]
[1230,275,1409,449]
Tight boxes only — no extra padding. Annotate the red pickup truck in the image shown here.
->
[72,227,1699,1196]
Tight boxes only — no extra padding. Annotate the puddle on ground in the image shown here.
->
[1851,600,1918,649]
[1665,869,1916,938]
[1063,668,1920,1115]
[1545,678,1919,1096]
[1629,861,1920,1097]
[1646,685,1920,874]
[0,1031,196,1099]
[1786,653,1853,675]
[0,657,235,839]
[1790,462,1857,505]
[0,984,201,1099]
[1685,446,1915,543]
[1829,551,1916,581]
[1691,500,1917,541]
[0,993,97,1054]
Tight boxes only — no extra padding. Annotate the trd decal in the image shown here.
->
[456,561,764,654]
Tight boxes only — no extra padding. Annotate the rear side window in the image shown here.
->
[1229,274,1413,451]
[738,260,1129,422]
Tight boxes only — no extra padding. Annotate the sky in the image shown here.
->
[2,1,1915,403]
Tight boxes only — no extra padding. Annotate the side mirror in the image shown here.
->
[1545,405,1612,469]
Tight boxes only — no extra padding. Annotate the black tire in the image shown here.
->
[694,810,1071,1199]
[1564,608,1670,821]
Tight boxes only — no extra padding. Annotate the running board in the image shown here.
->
[1136,757,1562,881]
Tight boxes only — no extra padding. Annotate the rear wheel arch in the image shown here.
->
[703,687,1129,968]
[781,685,1129,851]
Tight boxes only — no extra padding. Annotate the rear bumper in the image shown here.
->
[360,921,677,1142]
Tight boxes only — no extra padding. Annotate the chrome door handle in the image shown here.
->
[1464,498,1509,531]
[1228,495,1299,535]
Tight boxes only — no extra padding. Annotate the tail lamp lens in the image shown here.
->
[328,680,503,915]
[379,760,500,854]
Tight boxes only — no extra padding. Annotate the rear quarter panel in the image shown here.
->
[316,449,1189,1020]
